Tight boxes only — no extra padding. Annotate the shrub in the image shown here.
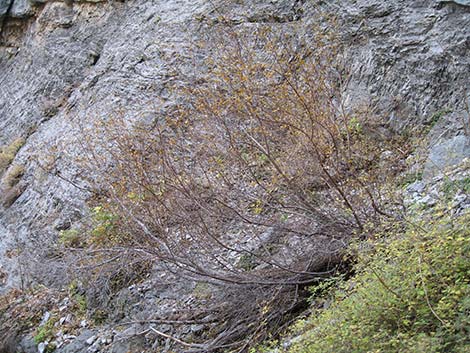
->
[58,229,82,248]
[73,293,87,317]
[34,317,57,344]
[77,23,407,278]
[88,206,123,247]
[442,177,470,200]
[288,208,470,353]
[69,20,409,352]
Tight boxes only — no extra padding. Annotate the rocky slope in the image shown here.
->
[0,0,469,352]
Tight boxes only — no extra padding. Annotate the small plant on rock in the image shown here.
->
[0,138,25,174]
[58,229,83,248]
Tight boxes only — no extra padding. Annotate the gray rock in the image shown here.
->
[87,340,101,353]
[452,193,468,207]
[417,195,438,207]
[100,336,113,345]
[10,0,33,17]
[58,330,95,353]
[406,181,425,194]
[85,335,96,345]
[17,337,37,353]
[440,0,470,6]
[0,0,12,18]
[38,342,46,353]
[76,330,95,341]
[114,325,140,340]
[110,338,145,353]
[39,311,51,327]
[424,135,470,178]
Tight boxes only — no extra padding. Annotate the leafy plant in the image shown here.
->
[34,317,57,344]
[88,206,122,246]
[401,171,424,187]
[73,294,87,317]
[58,229,82,248]
[67,281,88,318]
[91,309,108,325]
[288,208,470,353]
[427,108,452,129]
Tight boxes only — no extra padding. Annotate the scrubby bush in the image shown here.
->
[79,23,406,278]
[288,208,470,353]
[34,317,57,345]
[58,229,82,248]
[68,21,409,352]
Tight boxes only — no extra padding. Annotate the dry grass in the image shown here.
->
[0,138,25,175]
[0,164,25,207]
[2,164,25,188]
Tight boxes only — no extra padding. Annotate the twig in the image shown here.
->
[116,318,216,327]
[417,255,446,327]
[149,326,206,348]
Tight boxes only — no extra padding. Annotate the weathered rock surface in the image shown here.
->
[0,0,469,351]
[0,0,211,288]
[425,134,470,177]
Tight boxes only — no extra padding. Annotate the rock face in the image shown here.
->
[425,135,470,177]
[0,0,469,346]
[0,0,211,288]
[0,0,468,288]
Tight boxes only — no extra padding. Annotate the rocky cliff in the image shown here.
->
[0,0,469,352]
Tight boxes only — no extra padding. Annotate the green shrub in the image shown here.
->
[289,209,470,353]
[74,294,87,317]
[88,206,122,246]
[58,207,121,248]
[401,171,424,187]
[58,229,82,248]
[34,317,57,344]
[91,309,108,325]
[425,109,452,131]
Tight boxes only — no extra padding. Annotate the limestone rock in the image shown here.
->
[424,135,470,178]
[1,0,470,351]
[441,0,470,6]
[0,0,12,18]
[10,0,34,18]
